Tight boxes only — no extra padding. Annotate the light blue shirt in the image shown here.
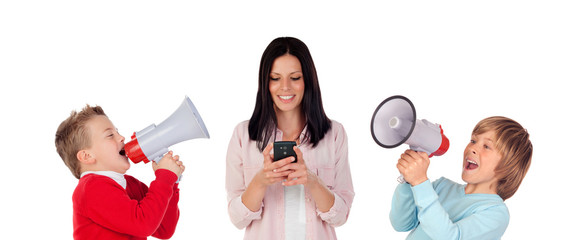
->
[390,177,509,240]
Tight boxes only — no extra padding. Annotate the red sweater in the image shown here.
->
[72,169,180,240]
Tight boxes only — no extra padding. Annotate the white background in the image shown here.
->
[1,1,581,239]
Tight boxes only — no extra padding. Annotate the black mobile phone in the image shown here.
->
[273,141,297,163]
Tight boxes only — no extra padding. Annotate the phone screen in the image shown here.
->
[273,141,297,163]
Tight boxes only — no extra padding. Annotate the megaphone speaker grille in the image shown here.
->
[370,95,416,148]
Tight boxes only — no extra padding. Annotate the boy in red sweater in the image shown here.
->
[55,105,184,239]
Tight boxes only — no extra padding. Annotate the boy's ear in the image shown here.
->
[77,149,96,164]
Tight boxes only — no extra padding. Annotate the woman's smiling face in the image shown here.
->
[269,54,304,114]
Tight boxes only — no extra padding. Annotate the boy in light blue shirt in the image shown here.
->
[390,116,532,240]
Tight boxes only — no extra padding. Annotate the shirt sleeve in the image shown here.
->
[411,179,510,240]
[152,183,180,239]
[225,124,263,229]
[83,169,178,238]
[316,122,355,227]
[389,183,419,232]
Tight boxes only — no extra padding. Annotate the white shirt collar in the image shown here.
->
[80,171,127,189]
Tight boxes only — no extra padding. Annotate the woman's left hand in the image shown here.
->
[276,146,317,188]
[278,146,336,212]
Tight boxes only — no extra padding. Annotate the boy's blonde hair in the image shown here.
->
[55,105,106,179]
[472,116,533,200]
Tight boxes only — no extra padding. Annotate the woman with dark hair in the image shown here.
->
[226,37,355,239]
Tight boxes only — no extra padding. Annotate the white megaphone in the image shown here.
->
[370,95,449,182]
[123,96,210,164]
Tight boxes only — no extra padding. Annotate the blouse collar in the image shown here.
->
[275,124,309,146]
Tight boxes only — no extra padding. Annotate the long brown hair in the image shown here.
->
[249,37,331,151]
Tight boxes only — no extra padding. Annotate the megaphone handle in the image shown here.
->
[398,148,430,184]
[151,147,169,164]
[151,148,181,184]
[410,146,428,155]
[397,174,406,184]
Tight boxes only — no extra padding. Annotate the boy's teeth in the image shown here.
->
[466,159,479,170]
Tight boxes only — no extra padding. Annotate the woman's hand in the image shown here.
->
[253,143,296,188]
[242,143,294,212]
[397,149,430,186]
[279,146,335,212]
[278,146,316,187]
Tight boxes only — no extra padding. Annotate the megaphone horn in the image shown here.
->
[371,95,449,157]
[123,96,210,164]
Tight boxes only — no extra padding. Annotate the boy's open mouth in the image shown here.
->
[465,159,479,170]
[119,149,126,156]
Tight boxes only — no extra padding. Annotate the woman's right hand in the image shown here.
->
[242,143,295,212]
[253,143,295,187]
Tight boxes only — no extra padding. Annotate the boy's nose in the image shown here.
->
[467,145,477,155]
[471,148,477,154]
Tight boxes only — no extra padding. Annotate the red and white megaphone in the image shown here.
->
[123,96,210,164]
[370,95,449,182]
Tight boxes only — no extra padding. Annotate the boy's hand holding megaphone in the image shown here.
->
[152,151,185,178]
